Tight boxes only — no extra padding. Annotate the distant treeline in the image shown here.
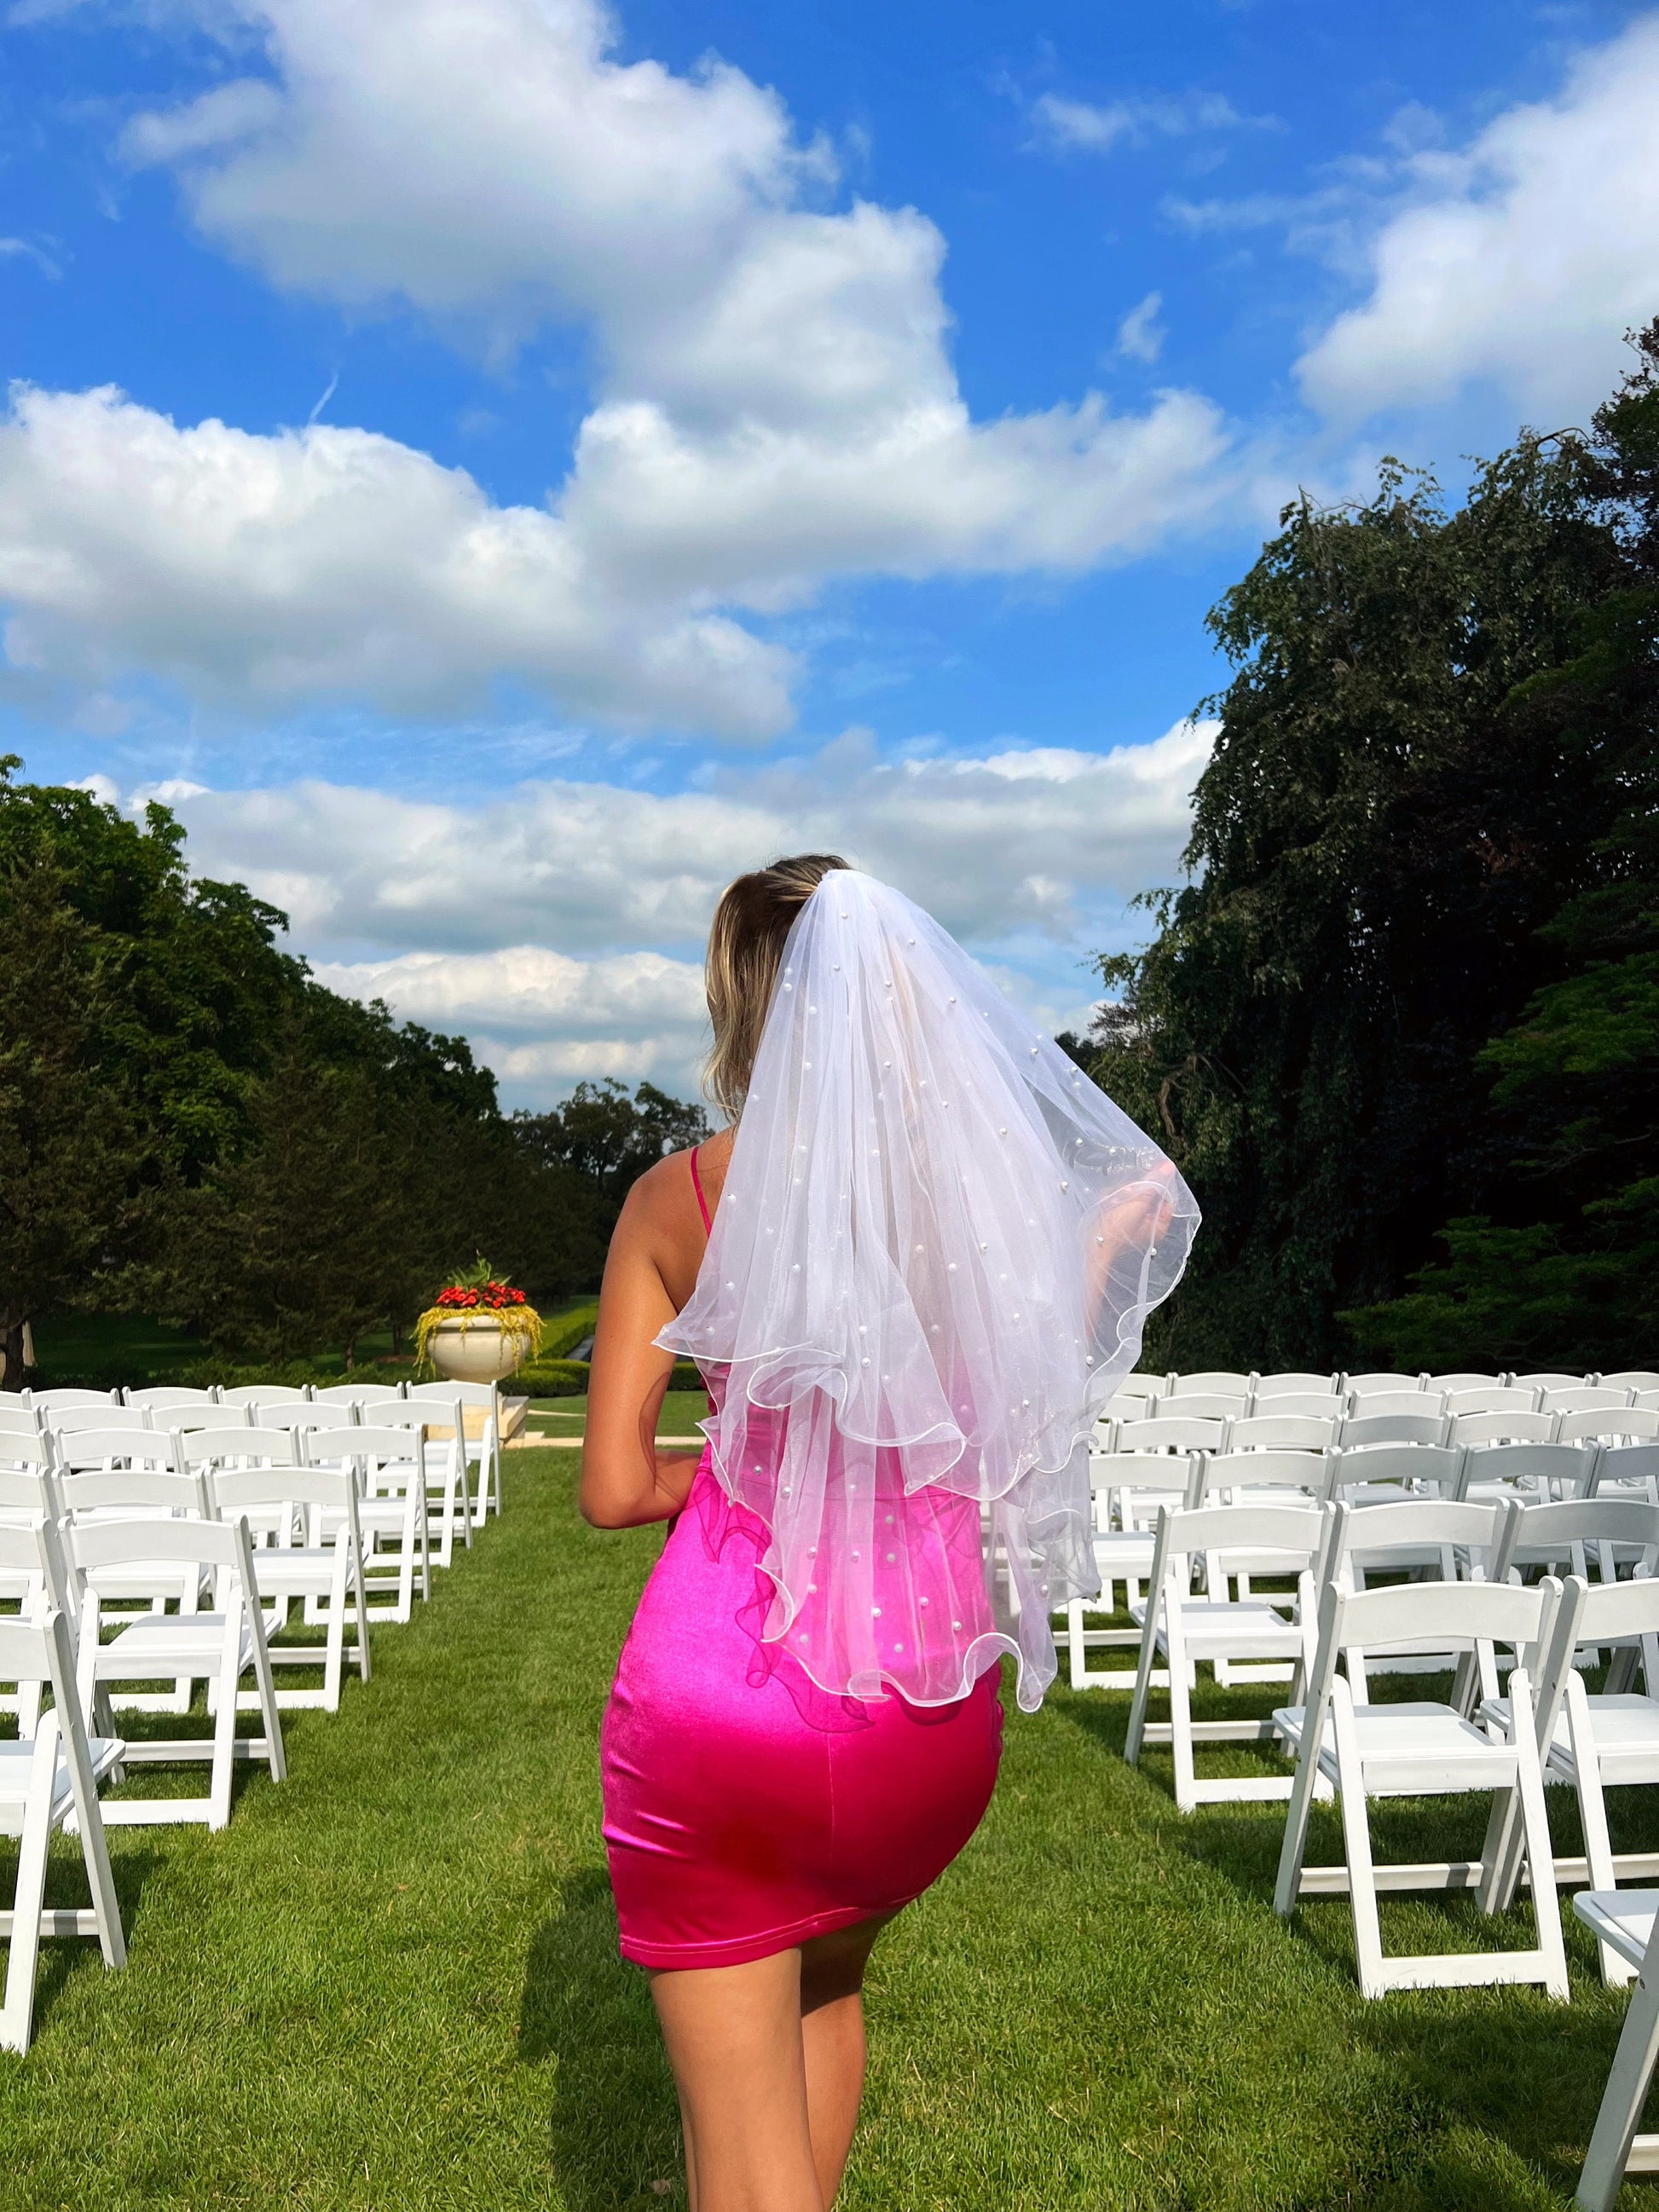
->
[1087,321,1659,1373]
[0,759,706,1383]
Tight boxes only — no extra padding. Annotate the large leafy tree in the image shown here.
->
[0,764,640,1373]
[1349,325,1659,1370]
[1091,391,1634,1366]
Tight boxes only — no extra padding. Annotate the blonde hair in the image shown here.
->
[704,853,848,1119]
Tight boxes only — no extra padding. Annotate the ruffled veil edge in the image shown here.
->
[660,869,1199,1712]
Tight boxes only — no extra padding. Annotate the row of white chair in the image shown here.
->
[1063,1438,1659,1693]
[0,1380,505,1528]
[0,1412,508,2051]
[1119,1367,1659,1405]
[1116,1493,1659,1996]
[1104,1405,1659,1457]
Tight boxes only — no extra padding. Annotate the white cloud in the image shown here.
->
[16,0,1241,734]
[1032,90,1257,157]
[1298,15,1659,421]
[151,720,1214,1100]
[0,382,793,736]
[311,944,709,1090]
[1117,291,1165,363]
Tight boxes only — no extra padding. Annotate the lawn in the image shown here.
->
[2,1448,1653,2210]
[522,1392,710,1442]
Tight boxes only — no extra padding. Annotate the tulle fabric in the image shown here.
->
[659,869,1199,1712]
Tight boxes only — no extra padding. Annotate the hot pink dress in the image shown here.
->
[600,1151,1004,1970]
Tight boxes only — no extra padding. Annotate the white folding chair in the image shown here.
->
[1255,1372,1340,1399]
[1124,1503,1327,1811]
[1513,1372,1592,1393]
[1600,1373,1659,1396]
[303,1424,430,1620]
[207,1464,370,1712]
[1571,1892,1659,2209]
[1545,1386,1636,1418]
[1445,1385,1542,1420]
[405,1382,502,1525]
[1061,1451,1200,1690]
[1327,1441,1464,1509]
[26,1390,118,1415]
[1451,1408,1556,1449]
[250,1397,322,1430]
[1321,1496,1509,1696]
[1591,1441,1659,1505]
[1226,1413,1338,1454]
[1427,1372,1506,1395]
[218,1385,315,1412]
[1113,1414,1229,1459]
[1165,1371,1256,1400]
[1346,1390,1447,1424]
[309,1385,367,1413]
[0,1603,126,2053]
[0,1403,42,1442]
[124,1388,222,1416]
[1147,1391,1246,1423]
[1338,1412,1450,1452]
[1455,1440,1598,1508]
[55,1438,210,1712]
[1483,1570,1659,1984]
[367,1403,469,1568]
[66,1515,286,1829]
[1563,1409,1659,1450]
[1342,1372,1427,1397]
[1273,1572,1575,1999]
[45,1405,154,1437]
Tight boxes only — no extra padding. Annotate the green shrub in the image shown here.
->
[539,1304,599,1360]
[516,1359,590,1398]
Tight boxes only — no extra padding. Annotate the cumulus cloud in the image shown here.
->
[153,721,1213,1100]
[1298,15,1659,421]
[2,0,1240,734]
[311,944,709,1089]
[0,382,792,735]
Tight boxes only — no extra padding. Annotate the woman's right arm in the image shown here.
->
[580,1175,703,1529]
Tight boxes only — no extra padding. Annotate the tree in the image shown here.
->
[514,1079,709,1204]
[1348,323,1659,1369]
[0,848,142,1383]
[1091,414,1629,1366]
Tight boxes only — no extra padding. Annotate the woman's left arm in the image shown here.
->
[580,1179,704,1528]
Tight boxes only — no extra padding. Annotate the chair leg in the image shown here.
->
[1577,1958,1659,2211]
[1275,1697,1327,1917]
[1124,1577,1162,1767]
[1330,1677,1388,2000]
[1167,1612,1198,1813]
[1565,1674,1631,1987]
[352,1542,372,1684]
[209,1603,241,1831]
[246,1590,286,1787]
[1509,1670,1570,2001]
[1,1726,59,2053]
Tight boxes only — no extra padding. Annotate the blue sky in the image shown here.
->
[3,0,1655,1100]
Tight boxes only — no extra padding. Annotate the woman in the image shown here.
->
[582,856,1197,2211]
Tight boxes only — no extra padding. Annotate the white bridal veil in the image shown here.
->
[660,869,1199,1712]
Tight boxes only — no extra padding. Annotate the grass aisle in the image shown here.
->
[0,1453,1647,2209]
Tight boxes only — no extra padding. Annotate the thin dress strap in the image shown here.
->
[689,1145,714,1236]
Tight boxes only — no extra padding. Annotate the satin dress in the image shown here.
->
[600,1150,1004,1970]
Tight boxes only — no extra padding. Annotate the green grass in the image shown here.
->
[3,1456,1655,2209]
[522,1391,709,1441]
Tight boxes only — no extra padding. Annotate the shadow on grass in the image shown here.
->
[519,1866,685,2210]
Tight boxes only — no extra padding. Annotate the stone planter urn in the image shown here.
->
[425,1316,523,1385]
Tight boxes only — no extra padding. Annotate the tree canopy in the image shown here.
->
[1090,323,1659,1371]
[0,765,706,1377]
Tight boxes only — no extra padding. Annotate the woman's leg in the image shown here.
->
[649,1950,824,2212]
[797,1913,899,2208]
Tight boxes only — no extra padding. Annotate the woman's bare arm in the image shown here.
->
[580,1170,705,1528]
